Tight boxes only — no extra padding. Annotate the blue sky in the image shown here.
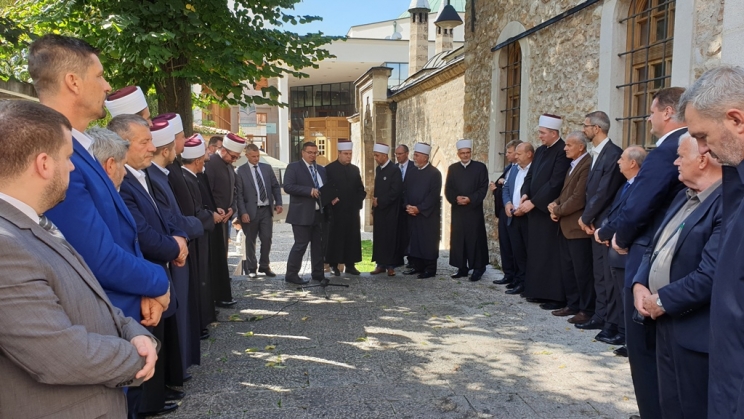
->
[283,0,409,36]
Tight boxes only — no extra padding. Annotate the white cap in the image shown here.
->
[223,133,246,153]
[373,143,390,154]
[337,141,353,151]
[182,135,206,159]
[456,139,472,150]
[539,114,563,131]
[105,86,148,117]
[153,113,183,134]
[150,120,175,147]
[413,143,432,155]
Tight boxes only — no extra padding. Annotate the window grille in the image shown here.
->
[499,42,521,163]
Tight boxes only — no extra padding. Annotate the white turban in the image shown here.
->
[337,141,353,151]
[223,133,246,153]
[153,113,183,134]
[413,143,432,155]
[105,86,148,117]
[456,139,472,150]
[539,114,563,131]
[151,120,175,147]
[182,135,205,159]
[373,143,390,154]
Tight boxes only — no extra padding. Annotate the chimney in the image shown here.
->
[407,0,431,77]
[434,0,463,55]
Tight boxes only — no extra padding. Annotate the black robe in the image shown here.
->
[404,163,442,261]
[324,160,366,264]
[177,165,217,330]
[372,160,403,266]
[198,171,233,302]
[444,160,489,270]
[521,139,572,301]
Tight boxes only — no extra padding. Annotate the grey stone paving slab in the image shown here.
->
[150,222,637,418]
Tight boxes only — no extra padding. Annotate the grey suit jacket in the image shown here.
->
[235,162,282,220]
[283,160,328,226]
[0,199,154,419]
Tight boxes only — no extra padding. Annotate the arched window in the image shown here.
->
[618,0,675,147]
[500,42,521,163]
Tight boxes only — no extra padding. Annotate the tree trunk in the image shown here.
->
[156,56,193,136]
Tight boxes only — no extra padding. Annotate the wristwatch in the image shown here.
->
[656,297,664,310]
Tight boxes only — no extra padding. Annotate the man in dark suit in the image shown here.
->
[371,143,403,276]
[490,139,521,286]
[110,114,188,417]
[502,142,534,295]
[519,114,572,309]
[595,146,647,357]
[394,144,416,267]
[284,141,329,285]
[0,99,158,419]
[575,111,625,340]
[28,35,170,418]
[678,66,744,419]
[599,87,687,419]
[632,133,722,418]
[236,143,283,278]
[548,132,593,324]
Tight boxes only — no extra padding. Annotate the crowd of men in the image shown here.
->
[5,32,744,419]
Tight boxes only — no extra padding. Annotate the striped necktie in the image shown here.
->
[254,165,267,202]
[39,215,74,253]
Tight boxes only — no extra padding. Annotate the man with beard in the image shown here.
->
[105,85,153,125]
[145,115,203,388]
[370,143,403,276]
[180,136,221,337]
[324,140,366,276]
[445,139,489,282]
[29,35,170,418]
[518,114,571,310]
[110,115,188,417]
[402,143,442,279]
[394,144,416,267]
[678,66,744,419]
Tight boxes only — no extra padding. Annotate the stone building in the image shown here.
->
[352,0,744,261]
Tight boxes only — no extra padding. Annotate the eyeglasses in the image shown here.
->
[225,150,240,160]
[582,124,597,128]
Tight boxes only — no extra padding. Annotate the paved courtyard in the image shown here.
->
[166,222,637,418]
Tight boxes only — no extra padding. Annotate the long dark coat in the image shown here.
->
[324,160,366,264]
[197,171,233,302]
[404,163,442,261]
[521,139,571,301]
[445,160,489,270]
[372,160,403,266]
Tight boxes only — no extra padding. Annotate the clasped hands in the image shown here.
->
[456,196,471,206]
[633,283,665,320]
[406,205,420,216]
[140,288,170,327]
[547,202,559,222]
[512,195,534,217]
[130,335,158,382]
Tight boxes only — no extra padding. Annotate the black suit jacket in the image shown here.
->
[581,140,624,226]
[492,163,514,216]
[633,185,722,353]
[601,180,634,269]
[283,160,328,226]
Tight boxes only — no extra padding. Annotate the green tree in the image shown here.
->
[0,0,338,134]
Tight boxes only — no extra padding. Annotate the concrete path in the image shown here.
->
[164,222,637,419]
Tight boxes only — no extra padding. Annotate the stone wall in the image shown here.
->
[394,74,465,250]
[692,0,724,78]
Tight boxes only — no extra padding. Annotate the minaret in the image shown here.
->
[434,0,463,55]
[408,0,431,77]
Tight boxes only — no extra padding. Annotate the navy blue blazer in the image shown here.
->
[283,160,328,226]
[45,138,169,321]
[600,180,635,269]
[632,185,722,353]
[581,140,624,226]
[501,164,519,207]
[146,165,203,240]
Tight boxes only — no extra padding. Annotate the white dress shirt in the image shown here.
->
[0,192,39,223]
[589,137,610,170]
[655,127,687,147]
[569,152,589,176]
[399,160,410,180]
[251,164,269,206]
[512,163,531,206]
[151,161,170,175]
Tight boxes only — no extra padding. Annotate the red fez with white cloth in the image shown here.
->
[337,140,353,151]
[105,86,148,117]
[153,113,183,133]
[150,120,175,147]
[223,133,246,153]
[182,135,205,159]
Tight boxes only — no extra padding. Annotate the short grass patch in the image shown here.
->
[357,240,375,272]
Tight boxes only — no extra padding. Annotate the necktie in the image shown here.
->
[39,215,74,253]
[400,163,406,180]
[620,181,631,197]
[254,165,267,202]
[309,164,320,189]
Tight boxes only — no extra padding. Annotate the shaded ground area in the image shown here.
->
[165,223,636,418]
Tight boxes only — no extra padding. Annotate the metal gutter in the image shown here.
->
[490,0,602,52]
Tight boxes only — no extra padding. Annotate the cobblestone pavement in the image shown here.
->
[164,222,637,418]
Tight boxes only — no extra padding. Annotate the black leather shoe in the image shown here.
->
[139,401,179,417]
[259,268,277,277]
[199,329,210,340]
[525,298,545,303]
[451,270,468,279]
[165,387,185,401]
[330,266,341,276]
[469,268,485,282]
[539,302,566,310]
[597,333,625,345]
[505,284,524,294]
[403,268,420,275]
[493,277,512,285]
[182,373,192,383]
[311,276,326,282]
[285,276,310,285]
[345,265,361,275]
[575,318,604,330]
[505,282,517,289]
[417,272,436,279]
[594,329,615,341]
[248,270,257,278]
[614,346,628,357]
[215,300,237,308]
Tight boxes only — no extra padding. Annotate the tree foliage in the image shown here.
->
[0,0,339,133]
